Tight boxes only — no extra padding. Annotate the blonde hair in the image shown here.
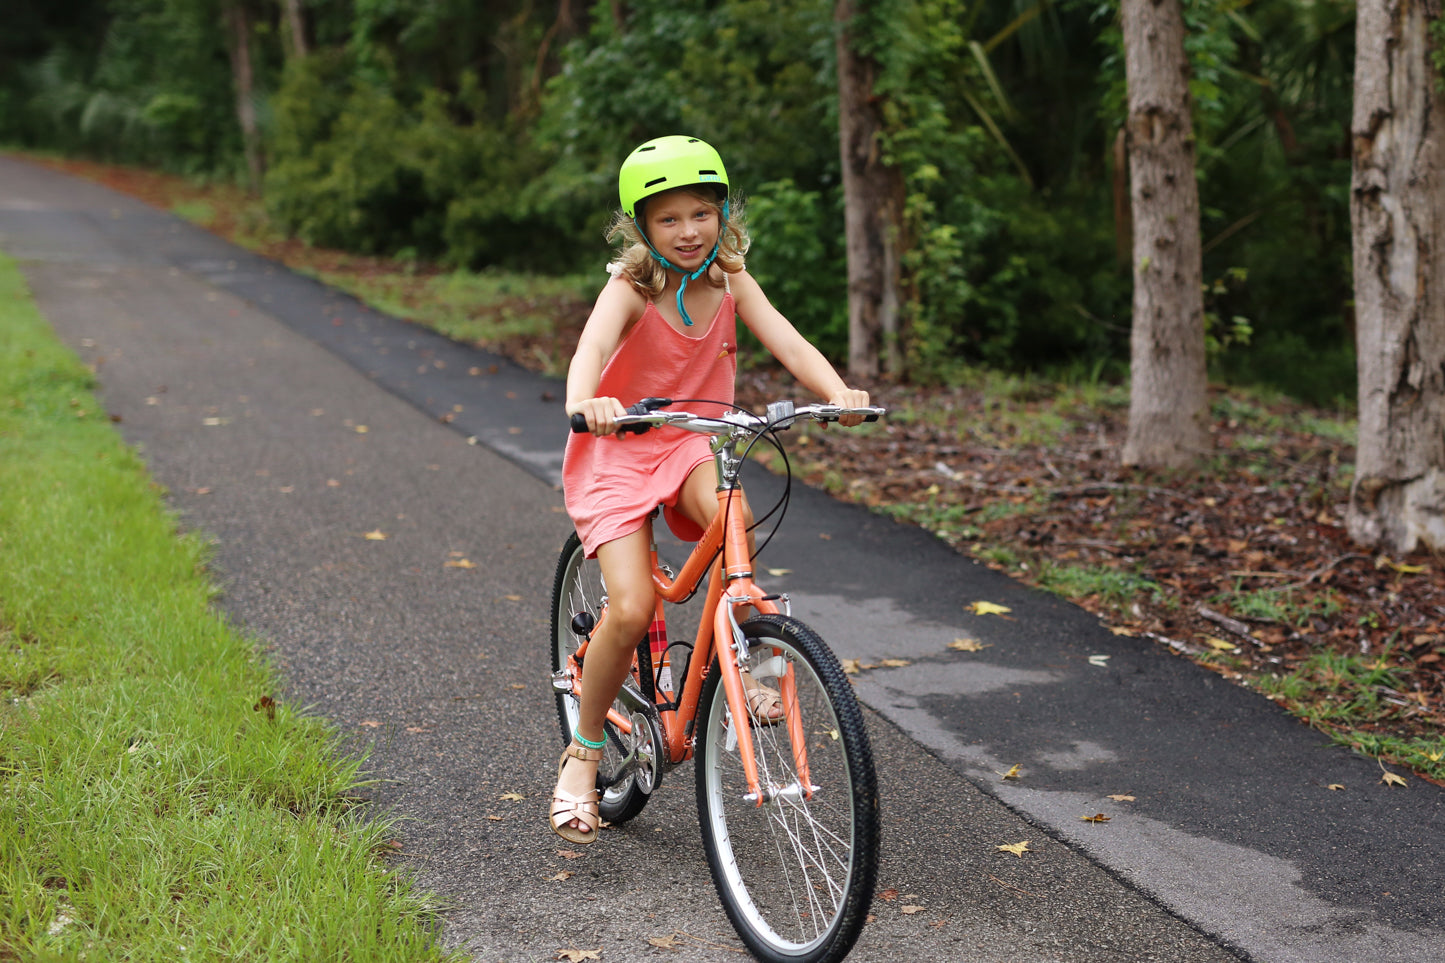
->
[605,188,750,298]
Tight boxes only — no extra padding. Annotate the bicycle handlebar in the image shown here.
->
[569,398,884,436]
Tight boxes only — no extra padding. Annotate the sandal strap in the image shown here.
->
[565,742,604,763]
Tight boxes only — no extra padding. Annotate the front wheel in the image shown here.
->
[694,615,879,963]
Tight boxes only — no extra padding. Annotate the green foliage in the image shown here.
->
[3,0,1367,402]
[5,0,248,176]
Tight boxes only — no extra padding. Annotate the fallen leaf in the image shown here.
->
[499,792,524,802]
[1107,625,1137,636]
[1081,813,1112,823]
[487,815,504,821]
[841,659,863,675]
[557,849,585,859]
[1107,793,1135,802]
[647,935,681,949]
[877,658,911,668]
[555,949,601,962]
[364,530,387,541]
[878,888,898,902]
[999,764,1022,781]
[1381,771,1407,788]
[355,425,369,433]
[548,871,575,882]
[900,905,925,915]
[969,601,1012,616]
[511,683,526,690]
[766,568,792,576]
[252,695,276,721]
[948,637,991,652]
[1328,784,1345,791]
[404,725,432,733]
[444,558,477,569]
[997,842,1031,857]
[1087,655,1110,667]
[1204,637,1237,652]
[359,720,381,728]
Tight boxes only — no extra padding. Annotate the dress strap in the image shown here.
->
[723,271,731,294]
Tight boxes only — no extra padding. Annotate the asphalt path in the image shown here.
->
[3,154,1442,963]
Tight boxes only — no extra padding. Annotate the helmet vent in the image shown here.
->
[644,176,667,188]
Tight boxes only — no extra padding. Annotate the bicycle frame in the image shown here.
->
[563,440,813,804]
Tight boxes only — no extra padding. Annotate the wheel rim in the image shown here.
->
[701,639,857,953]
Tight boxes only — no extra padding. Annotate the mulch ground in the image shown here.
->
[31,153,1442,779]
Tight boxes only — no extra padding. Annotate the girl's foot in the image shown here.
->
[550,742,601,844]
[741,671,785,725]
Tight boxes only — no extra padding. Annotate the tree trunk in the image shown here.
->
[224,1,264,193]
[1347,0,1445,553]
[282,0,309,60]
[835,0,904,381]
[1119,0,1209,467]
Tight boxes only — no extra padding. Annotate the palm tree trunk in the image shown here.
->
[1119,0,1209,467]
[836,0,904,380]
[1346,0,1445,552]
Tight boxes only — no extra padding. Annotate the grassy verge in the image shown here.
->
[0,253,460,960]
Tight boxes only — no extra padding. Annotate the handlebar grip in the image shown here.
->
[864,413,879,422]
[570,413,589,433]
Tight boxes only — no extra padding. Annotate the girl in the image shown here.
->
[553,135,870,844]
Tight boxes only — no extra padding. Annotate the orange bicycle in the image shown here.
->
[551,397,883,963]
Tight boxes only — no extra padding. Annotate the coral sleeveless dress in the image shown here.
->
[563,290,738,558]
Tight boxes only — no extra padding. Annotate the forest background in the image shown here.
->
[6,0,1444,785]
[1,0,1357,404]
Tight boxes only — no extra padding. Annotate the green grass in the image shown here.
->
[1034,562,1161,617]
[0,254,461,961]
[1216,584,1344,627]
[1255,650,1445,781]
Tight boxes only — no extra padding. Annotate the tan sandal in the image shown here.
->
[742,672,785,726]
[550,742,602,844]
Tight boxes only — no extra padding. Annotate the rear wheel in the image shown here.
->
[694,615,879,963]
[549,532,651,824]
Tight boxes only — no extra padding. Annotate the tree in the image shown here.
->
[835,0,905,380]
[223,0,263,192]
[1346,0,1445,552]
[1119,0,1209,467]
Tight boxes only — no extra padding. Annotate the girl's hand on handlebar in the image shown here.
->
[828,388,871,428]
[566,396,627,436]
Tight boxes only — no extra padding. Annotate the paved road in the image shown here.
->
[3,154,1442,963]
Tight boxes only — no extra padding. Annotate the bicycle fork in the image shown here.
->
[716,591,815,807]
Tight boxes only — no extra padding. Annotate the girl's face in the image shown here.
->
[642,187,721,268]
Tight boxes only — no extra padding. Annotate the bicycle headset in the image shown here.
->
[618,135,730,328]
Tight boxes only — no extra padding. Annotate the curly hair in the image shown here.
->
[605,188,750,298]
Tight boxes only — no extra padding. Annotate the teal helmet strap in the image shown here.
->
[635,199,729,327]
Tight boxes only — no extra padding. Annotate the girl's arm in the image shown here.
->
[565,277,645,435]
[731,270,871,424]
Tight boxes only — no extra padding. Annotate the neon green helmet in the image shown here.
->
[618,135,729,218]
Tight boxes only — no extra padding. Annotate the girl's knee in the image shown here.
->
[605,589,654,639]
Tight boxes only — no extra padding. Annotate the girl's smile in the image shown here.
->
[644,188,720,266]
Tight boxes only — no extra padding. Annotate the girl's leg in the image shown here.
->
[554,524,655,836]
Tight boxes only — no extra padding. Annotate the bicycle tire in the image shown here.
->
[694,614,879,963]
[549,532,651,824]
